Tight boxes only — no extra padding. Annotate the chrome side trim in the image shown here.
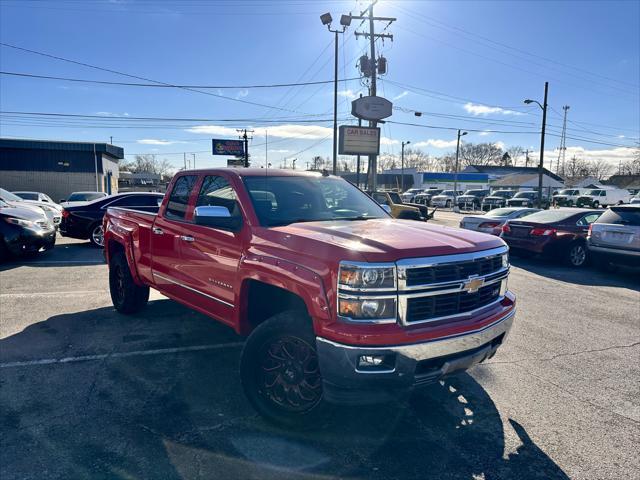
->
[317,309,515,361]
[153,272,234,308]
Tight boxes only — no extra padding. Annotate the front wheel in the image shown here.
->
[445,200,452,208]
[592,201,600,209]
[240,311,327,428]
[566,242,588,268]
[89,223,104,247]
[109,251,149,314]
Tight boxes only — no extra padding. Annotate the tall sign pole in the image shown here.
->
[538,82,549,209]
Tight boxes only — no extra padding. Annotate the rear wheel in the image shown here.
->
[566,242,588,268]
[109,251,149,314]
[89,223,104,247]
[241,311,327,428]
[445,199,452,208]
[592,201,600,209]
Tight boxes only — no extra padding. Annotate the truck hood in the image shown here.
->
[266,218,503,263]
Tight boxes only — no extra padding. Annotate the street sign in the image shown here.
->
[226,158,245,167]
[338,125,381,155]
[351,96,393,121]
[212,139,244,156]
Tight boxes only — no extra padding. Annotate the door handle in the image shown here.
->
[180,235,195,242]
[152,227,164,235]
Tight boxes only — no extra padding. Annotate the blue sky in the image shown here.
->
[1,0,638,171]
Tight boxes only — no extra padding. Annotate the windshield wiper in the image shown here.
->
[334,215,377,221]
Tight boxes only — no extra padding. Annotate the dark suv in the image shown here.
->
[456,189,490,210]
[507,191,550,209]
[482,190,516,210]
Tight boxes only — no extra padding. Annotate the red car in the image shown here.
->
[104,169,516,426]
[501,208,602,267]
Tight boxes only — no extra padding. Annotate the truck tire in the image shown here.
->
[109,251,149,314]
[592,201,600,209]
[566,241,588,268]
[240,311,328,428]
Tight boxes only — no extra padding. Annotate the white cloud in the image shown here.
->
[380,137,399,145]
[413,139,457,149]
[96,111,129,117]
[337,89,359,99]
[137,139,187,146]
[494,141,506,150]
[478,131,491,137]
[236,89,249,98]
[463,103,524,116]
[617,135,626,139]
[187,124,332,140]
[268,149,290,153]
[393,91,409,101]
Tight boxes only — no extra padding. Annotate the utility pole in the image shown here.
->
[401,140,410,191]
[453,130,468,200]
[524,149,530,168]
[353,1,395,191]
[555,105,570,176]
[237,129,253,167]
[524,82,549,209]
[183,152,187,170]
[265,131,268,169]
[192,153,196,169]
[109,136,113,145]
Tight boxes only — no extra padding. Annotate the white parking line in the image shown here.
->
[0,342,245,368]
[0,290,107,297]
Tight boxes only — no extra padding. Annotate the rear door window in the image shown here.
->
[165,175,198,220]
[597,208,640,226]
[108,195,163,208]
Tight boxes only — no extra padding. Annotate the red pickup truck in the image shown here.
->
[104,169,515,425]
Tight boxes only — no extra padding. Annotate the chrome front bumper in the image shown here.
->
[317,307,515,404]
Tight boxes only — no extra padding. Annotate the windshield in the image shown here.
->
[491,191,513,198]
[518,210,580,223]
[0,188,24,202]
[514,191,536,198]
[487,208,518,217]
[68,192,105,202]
[243,176,387,227]
[388,192,402,203]
[439,190,454,196]
[405,189,421,194]
[14,192,38,200]
[557,190,574,195]
[463,190,485,196]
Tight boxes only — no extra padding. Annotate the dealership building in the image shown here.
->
[0,138,123,202]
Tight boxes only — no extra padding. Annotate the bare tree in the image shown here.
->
[564,155,590,178]
[587,158,614,180]
[506,146,525,167]
[122,154,174,176]
[459,142,504,167]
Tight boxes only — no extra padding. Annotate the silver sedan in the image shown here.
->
[460,207,540,235]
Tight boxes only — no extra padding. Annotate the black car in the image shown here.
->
[456,189,490,210]
[0,199,56,261]
[60,192,164,247]
[506,191,550,209]
[481,190,516,210]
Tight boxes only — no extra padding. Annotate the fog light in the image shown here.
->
[357,353,395,372]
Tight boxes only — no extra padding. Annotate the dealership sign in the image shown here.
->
[338,125,381,155]
[351,96,393,121]
[212,139,244,156]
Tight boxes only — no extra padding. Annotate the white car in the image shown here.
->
[460,207,540,235]
[552,188,584,207]
[576,188,632,208]
[401,188,425,203]
[60,191,109,208]
[0,188,62,227]
[630,193,640,205]
[431,190,464,208]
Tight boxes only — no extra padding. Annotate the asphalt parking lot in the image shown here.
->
[1,221,639,480]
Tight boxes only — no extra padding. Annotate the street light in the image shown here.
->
[401,141,410,191]
[320,12,350,176]
[453,130,467,203]
[524,81,549,209]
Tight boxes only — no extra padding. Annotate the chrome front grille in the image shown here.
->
[397,246,509,325]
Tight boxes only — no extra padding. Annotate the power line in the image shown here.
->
[0,42,318,114]
[0,71,361,90]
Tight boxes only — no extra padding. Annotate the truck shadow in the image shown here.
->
[0,300,569,480]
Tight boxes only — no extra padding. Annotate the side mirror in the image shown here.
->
[194,205,241,231]
[380,204,392,215]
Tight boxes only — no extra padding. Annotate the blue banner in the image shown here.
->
[212,139,244,156]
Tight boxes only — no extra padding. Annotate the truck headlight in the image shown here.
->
[338,296,396,322]
[338,263,396,290]
[502,253,509,269]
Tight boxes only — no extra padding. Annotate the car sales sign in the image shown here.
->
[338,125,381,155]
[212,139,244,156]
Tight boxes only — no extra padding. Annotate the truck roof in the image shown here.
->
[178,168,326,178]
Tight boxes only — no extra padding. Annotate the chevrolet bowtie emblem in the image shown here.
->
[463,276,484,293]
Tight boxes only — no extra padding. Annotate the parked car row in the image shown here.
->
[0,199,56,261]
